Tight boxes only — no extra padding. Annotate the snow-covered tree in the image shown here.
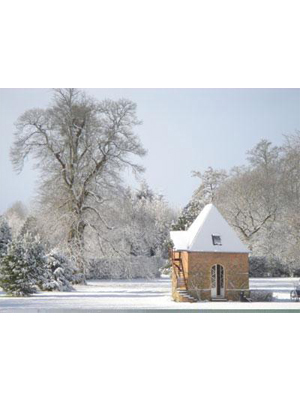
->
[42,251,77,292]
[247,139,280,171]
[0,218,12,257]
[10,89,146,279]
[19,216,40,237]
[120,183,176,259]
[86,182,176,278]
[173,167,227,230]
[213,140,281,252]
[172,198,205,231]
[0,233,46,296]
[192,167,228,202]
[274,131,300,272]
[170,134,300,277]
[215,167,278,251]
[4,201,28,237]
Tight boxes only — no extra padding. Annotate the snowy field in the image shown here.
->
[1,277,300,312]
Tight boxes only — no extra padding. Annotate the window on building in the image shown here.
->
[212,235,222,246]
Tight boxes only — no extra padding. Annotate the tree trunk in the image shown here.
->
[68,219,87,283]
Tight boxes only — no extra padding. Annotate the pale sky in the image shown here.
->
[0,88,299,213]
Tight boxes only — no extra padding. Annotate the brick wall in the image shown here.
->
[188,252,249,301]
[172,251,249,301]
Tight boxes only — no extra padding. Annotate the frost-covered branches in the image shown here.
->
[173,167,227,230]
[118,184,176,259]
[174,134,300,276]
[84,183,176,279]
[10,89,146,278]
[4,201,28,237]
[216,167,278,246]
[192,167,228,202]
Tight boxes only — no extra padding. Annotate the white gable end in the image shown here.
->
[170,204,249,253]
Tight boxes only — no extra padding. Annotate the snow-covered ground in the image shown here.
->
[1,277,300,312]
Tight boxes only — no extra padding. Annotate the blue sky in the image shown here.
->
[0,88,299,213]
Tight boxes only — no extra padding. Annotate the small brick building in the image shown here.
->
[170,204,250,302]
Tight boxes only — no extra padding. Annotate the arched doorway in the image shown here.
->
[211,264,224,298]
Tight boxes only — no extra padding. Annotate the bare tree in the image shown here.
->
[277,131,300,269]
[216,140,280,251]
[216,167,278,250]
[11,89,146,279]
[247,139,279,173]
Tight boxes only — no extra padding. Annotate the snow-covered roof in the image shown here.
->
[170,204,249,253]
[169,231,188,250]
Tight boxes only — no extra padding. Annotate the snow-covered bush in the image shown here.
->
[0,234,46,296]
[0,218,12,258]
[88,256,164,279]
[42,251,76,292]
[250,290,273,302]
